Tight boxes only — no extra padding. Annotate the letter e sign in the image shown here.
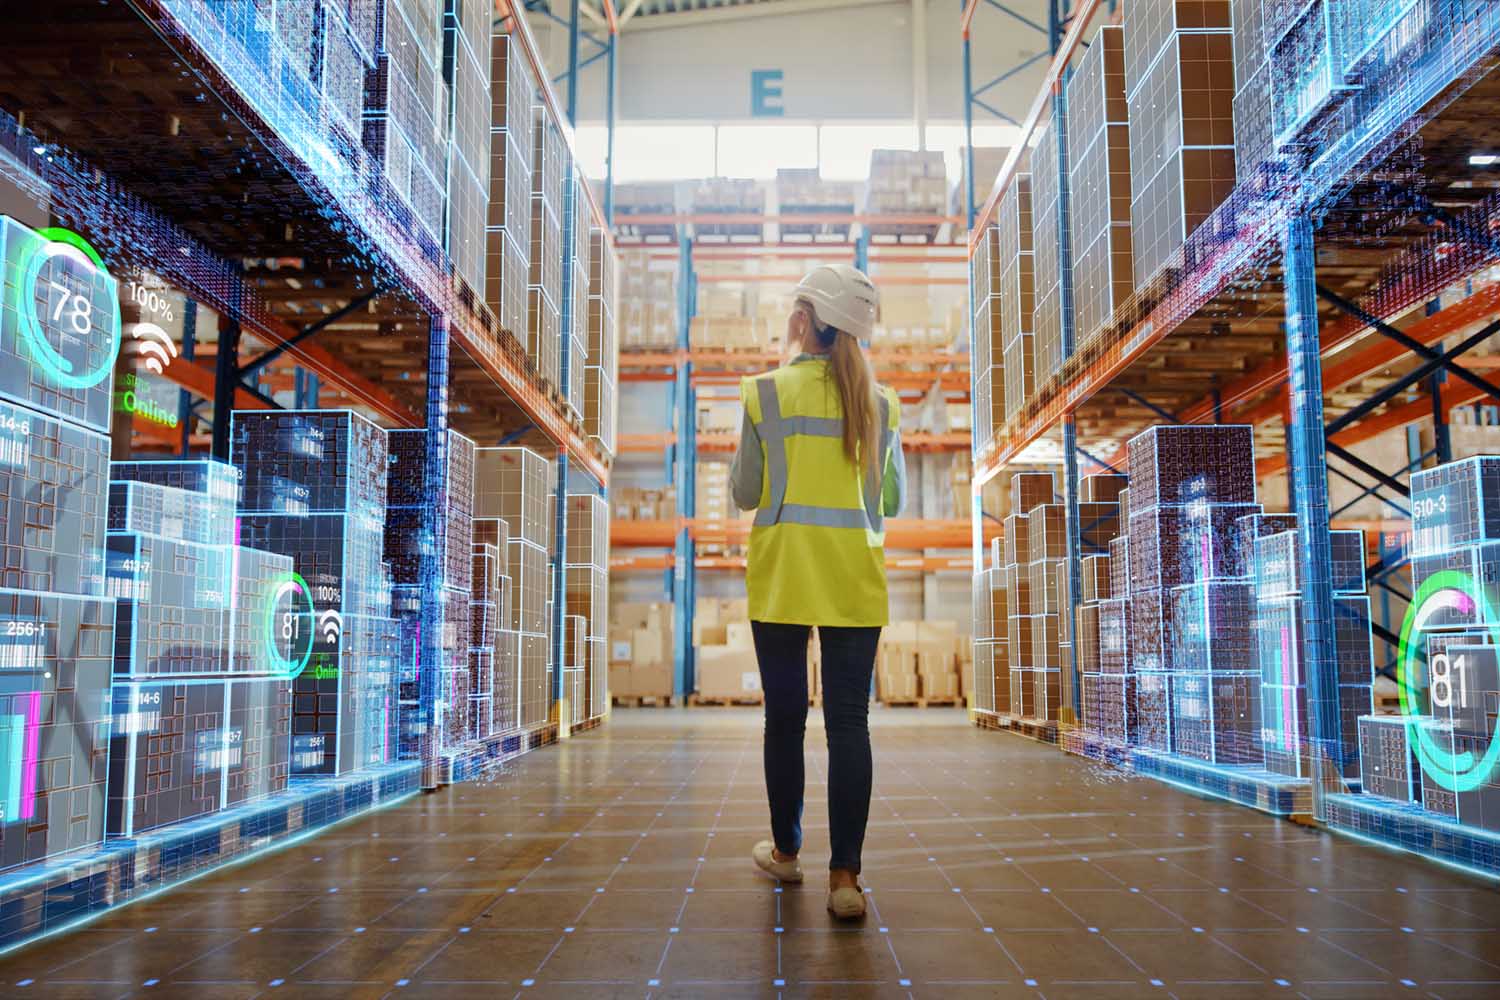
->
[751,70,785,117]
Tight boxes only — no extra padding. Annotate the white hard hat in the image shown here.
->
[794,263,878,342]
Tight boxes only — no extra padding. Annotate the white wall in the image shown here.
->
[527,0,1052,127]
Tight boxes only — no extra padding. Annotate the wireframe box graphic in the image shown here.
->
[0,590,114,871]
[0,216,122,433]
[232,411,396,776]
[0,397,110,596]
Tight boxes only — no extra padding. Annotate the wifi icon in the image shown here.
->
[130,322,178,374]
[318,609,343,648]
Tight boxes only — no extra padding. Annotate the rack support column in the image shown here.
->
[1283,213,1344,817]
[212,311,241,460]
[419,314,452,790]
[672,235,696,700]
[1050,80,1083,725]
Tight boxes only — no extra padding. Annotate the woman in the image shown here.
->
[729,263,905,920]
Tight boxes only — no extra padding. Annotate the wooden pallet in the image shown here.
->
[611,694,677,708]
[689,694,764,706]
[881,696,962,708]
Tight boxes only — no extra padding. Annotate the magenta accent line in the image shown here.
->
[1279,626,1295,751]
[18,691,41,820]
[1200,534,1209,575]
[230,517,242,615]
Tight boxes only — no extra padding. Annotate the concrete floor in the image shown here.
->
[3,707,1499,999]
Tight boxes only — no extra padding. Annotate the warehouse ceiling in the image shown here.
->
[615,0,866,29]
[632,0,781,14]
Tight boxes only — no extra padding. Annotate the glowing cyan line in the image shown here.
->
[12,230,121,389]
[1396,569,1500,793]
[263,571,315,680]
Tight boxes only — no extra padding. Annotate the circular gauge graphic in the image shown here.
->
[13,227,121,389]
[263,571,316,680]
[1396,568,1500,793]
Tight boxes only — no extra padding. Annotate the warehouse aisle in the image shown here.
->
[6,710,1500,999]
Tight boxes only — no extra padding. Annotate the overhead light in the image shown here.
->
[1470,154,1500,166]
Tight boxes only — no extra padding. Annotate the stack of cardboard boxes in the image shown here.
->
[1070,473,1130,741]
[527,104,565,389]
[608,602,674,702]
[1067,25,1134,354]
[865,149,946,239]
[972,545,1010,715]
[693,179,765,240]
[996,178,1035,425]
[876,621,965,705]
[874,283,963,350]
[619,248,679,350]
[695,461,750,555]
[1030,113,1065,386]
[613,182,678,242]
[486,32,534,343]
[777,168,857,241]
[694,597,760,702]
[612,486,677,521]
[1127,425,1260,762]
[971,223,1004,454]
[1125,0,1237,290]
[697,398,740,436]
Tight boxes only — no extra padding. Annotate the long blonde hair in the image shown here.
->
[801,303,880,488]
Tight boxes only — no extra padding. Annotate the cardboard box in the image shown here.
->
[878,657,920,702]
[920,662,960,702]
[725,621,754,649]
[630,661,674,698]
[696,644,762,701]
[694,597,749,645]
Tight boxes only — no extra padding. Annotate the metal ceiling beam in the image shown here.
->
[620,0,886,32]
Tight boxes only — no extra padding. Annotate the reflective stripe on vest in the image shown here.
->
[752,379,892,543]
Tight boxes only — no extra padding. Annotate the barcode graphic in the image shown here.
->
[0,436,28,468]
[0,643,42,669]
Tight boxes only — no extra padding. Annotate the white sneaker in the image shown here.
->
[826,884,867,920]
[752,840,804,883]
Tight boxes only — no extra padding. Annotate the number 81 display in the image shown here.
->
[1396,569,1500,794]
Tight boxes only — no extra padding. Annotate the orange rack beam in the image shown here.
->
[695,274,968,286]
[617,432,680,453]
[1097,278,1500,478]
[684,431,969,453]
[611,518,996,550]
[618,212,963,228]
[611,553,974,572]
[618,349,969,370]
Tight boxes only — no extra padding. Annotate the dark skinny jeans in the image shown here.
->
[750,621,880,874]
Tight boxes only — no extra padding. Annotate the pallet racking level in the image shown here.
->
[963,0,1500,878]
[611,220,978,699]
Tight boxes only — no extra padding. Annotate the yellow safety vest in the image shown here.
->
[741,357,901,628]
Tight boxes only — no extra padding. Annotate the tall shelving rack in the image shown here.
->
[963,0,1500,877]
[612,213,986,699]
[0,0,622,949]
